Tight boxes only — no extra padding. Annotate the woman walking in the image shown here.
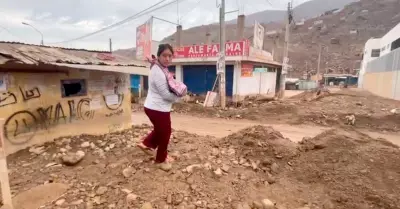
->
[137,44,184,171]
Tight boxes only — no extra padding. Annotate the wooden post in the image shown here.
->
[0,119,13,209]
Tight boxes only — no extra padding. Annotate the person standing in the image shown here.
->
[137,44,180,171]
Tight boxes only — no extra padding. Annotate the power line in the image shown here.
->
[179,0,202,23]
[48,0,181,44]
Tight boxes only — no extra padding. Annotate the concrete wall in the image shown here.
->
[363,71,395,99]
[0,68,131,155]
[233,62,276,100]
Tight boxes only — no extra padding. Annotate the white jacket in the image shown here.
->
[144,64,179,112]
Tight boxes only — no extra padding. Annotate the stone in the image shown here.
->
[141,202,153,209]
[126,193,138,203]
[81,142,90,148]
[61,138,72,144]
[59,148,67,153]
[322,200,335,209]
[55,198,66,206]
[29,146,45,155]
[122,167,135,178]
[172,193,184,205]
[261,199,275,209]
[166,194,172,204]
[214,168,223,176]
[390,108,399,114]
[71,199,84,205]
[61,151,85,166]
[159,163,172,172]
[270,163,280,174]
[221,164,230,173]
[265,173,276,184]
[185,164,203,173]
[96,186,108,195]
[208,203,219,209]
[121,188,132,194]
[109,143,116,149]
[252,201,263,209]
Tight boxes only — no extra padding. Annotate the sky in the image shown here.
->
[0,0,309,51]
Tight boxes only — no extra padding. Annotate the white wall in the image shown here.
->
[381,23,400,56]
[175,65,183,82]
[359,38,381,88]
[234,62,276,99]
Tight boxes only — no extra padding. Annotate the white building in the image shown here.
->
[358,22,400,100]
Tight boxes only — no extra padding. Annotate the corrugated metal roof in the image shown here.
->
[0,42,146,68]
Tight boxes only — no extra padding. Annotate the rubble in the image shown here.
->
[61,150,85,166]
[4,125,400,209]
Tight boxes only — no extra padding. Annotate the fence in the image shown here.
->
[364,47,400,100]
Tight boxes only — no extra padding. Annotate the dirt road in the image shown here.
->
[132,112,400,145]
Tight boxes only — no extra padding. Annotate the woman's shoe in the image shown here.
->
[136,143,155,156]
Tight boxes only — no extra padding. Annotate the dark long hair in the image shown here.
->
[157,44,174,57]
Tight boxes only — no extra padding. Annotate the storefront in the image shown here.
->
[171,40,282,100]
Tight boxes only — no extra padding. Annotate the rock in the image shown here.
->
[236,202,251,209]
[122,167,135,178]
[345,115,356,125]
[61,151,85,166]
[166,194,172,204]
[185,164,203,173]
[141,202,153,209]
[172,193,184,205]
[59,148,67,153]
[322,200,335,209]
[61,138,72,144]
[159,163,172,172]
[211,148,220,156]
[121,188,132,194]
[45,162,62,168]
[29,146,45,155]
[71,199,84,205]
[208,203,219,209]
[390,108,399,114]
[355,102,363,106]
[214,168,223,176]
[109,143,116,149]
[297,207,311,209]
[55,199,66,206]
[126,193,138,203]
[261,199,275,209]
[270,163,280,174]
[81,141,90,148]
[252,201,263,209]
[96,186,108,195]
[265,173,276,184]
[221,164,230,173]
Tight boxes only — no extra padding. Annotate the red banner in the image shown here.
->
[136,18,153,60]
[174,40,249,58]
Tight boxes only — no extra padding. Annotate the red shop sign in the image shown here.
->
[174,40,249,58]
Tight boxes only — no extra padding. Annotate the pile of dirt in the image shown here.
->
[219,125,298,162]
[285,130,400,209]
[5,125,399,209]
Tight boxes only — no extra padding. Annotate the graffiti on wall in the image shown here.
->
[20,87,41,101]
[4,98,95,145]
[0,92,17,107]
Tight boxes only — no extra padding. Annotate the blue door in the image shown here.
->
[183,65,234,96]
[130,75,141,93]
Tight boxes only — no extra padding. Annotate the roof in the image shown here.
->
[0,42,149,75]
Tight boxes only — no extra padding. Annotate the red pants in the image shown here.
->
[142,107,172,163]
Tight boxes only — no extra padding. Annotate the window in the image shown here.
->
[391,38,400,51]
[371,49,380,57]
[61,79,87,97]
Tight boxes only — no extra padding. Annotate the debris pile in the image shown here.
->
[4,125,400,209]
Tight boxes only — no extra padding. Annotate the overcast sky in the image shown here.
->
[0,0,309,50]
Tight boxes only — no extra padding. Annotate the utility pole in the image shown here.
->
[279,2,292,98]
[109,38,112,53]
[218,0,226,108]
[317,43,322,86]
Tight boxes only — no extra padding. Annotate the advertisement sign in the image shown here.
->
[253,21,265,50]
[253,68,267,73]
[136,18,153,60]
[241,63,253,77]
[174,41,249,58]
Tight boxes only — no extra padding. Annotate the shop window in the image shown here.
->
[61,79,87,97]
[371,49,380,57]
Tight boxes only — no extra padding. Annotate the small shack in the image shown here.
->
[0,42,147,155]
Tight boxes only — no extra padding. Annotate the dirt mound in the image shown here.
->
[287,130,400,209]
[218,126,298,176]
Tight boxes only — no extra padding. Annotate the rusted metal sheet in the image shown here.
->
[0,42,146,68]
